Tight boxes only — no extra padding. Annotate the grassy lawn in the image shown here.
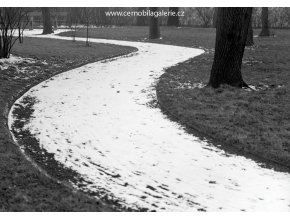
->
[13,37,136,60]
[58,26,216,48]
[0,37,135,211]
[61,27,290,170]
[157,29,290,170]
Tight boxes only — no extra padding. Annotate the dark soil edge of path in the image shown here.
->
[1,38,137,211]
[8,53,152,212]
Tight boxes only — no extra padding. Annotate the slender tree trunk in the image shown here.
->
[72,25,76,42]
[18,26,22,44]
[259,7,270,36]
[54,18,58,31]
[167,7,179,27]
[136,7,147,26]
[81,8,90,46]
[41,8,54,34]
[67,8,72,28]
[86,19,89,46]
[29,17,33,30]
[149,7,160,39]
[246,16,254,46]
[209,8,252,88]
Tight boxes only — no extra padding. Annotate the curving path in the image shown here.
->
[9,30,290,211]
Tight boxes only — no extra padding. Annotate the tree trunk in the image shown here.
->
[167,7,179,27]
[259,7,270,37]
[136,7,147,26]
[209,8,252,88]
[149,7,160,39]
[18,26,22,44]
[246,16,254,46]
[41,8,54,34]
[54,18,58,31]
[86,21,89,46]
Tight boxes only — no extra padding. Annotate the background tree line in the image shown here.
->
[19,7,290,29]
[58,7,290,29]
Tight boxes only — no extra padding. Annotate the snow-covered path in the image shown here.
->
[9,30,290,211]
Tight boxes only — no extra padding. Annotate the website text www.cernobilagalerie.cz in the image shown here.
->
[104,9,185,18]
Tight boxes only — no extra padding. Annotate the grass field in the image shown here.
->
[0,37,135,211]
[60,27,290,170]
[158,29,290,170]
[58,26,216,48]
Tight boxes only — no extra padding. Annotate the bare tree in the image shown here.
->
[136,7,147,26]
[91,7,109,26]
[270,7,287,28]
[0,8,29,58]
[67,8,80,42]
[149,7,160,39]
[81,8,93,46]
[41,8,53,34]
[209,8,252,88]
[167,7,179,27]
[284,8,290,28]
[252,8,261,28]
[195,8,214,28]
[259,7,270,36]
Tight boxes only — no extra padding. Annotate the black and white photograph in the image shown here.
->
[0,0,290,214]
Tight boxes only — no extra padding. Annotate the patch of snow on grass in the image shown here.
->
[0,54,36,65]
[175,82,206,90]
[0,54,36,72]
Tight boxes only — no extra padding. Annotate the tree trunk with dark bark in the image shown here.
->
[41,8,54,34]
[246,16,254,46]
[18,26,23,44]
[167,7,179,27]
[259,7,270,37]
[136,7,147,26]
[209,8,252,88]
[149,7,160,39]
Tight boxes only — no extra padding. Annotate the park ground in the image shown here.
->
[0,37,135,211]
[60,26,290,169]
[0,26,290,211]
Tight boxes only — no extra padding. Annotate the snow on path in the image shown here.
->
[9,30,290,211]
